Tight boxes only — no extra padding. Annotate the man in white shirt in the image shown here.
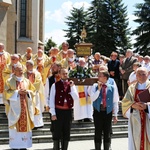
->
[89,70,118,150]
[49,68,79,150]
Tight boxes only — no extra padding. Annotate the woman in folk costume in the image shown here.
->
[122,67,150,150]
[0,43,11,105]
[24,60,45,128]
[3,63,36,149]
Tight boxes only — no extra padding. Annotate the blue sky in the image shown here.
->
[45,0,144,46]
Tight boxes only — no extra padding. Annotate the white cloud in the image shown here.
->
[45,1,91,24]
[45,29,67,46]
[45,1,91,45]
[127,14,138,30]
[128,14,137,22]
[73,1,91,10]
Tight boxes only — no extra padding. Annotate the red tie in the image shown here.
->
[63,81,68,91]
[102,84,107,108]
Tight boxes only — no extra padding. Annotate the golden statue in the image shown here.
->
[81,26,87,43]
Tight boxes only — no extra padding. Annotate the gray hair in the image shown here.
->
[26,60,34,66]
[14,63,23,69]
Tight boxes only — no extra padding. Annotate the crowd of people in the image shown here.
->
[0,41,150,150]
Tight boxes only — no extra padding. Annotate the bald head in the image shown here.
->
[26,47,32,53]
[99,65,108,71]
[136,67,149,84]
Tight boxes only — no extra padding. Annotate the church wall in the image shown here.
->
[0,0,12,49]
[0,0,45,55]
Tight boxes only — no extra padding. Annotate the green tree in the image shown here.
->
[64,6,87,49]
[86,0,131,56]
[132,0,150,55]
[44,38,57,55]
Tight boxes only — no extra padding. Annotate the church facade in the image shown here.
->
[0,0,45,54]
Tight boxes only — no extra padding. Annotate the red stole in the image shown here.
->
[52,56,56,62]
[134,89,145,150]
[27,72,35,84]
[12,65,15,74]
[0,54,6,93]
[17,81,27,132]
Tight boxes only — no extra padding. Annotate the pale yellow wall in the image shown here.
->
[6,0,17,54]
[0,0,45,55]
[0,0,12,49]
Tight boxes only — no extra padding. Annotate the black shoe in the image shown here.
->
[78,119,83,123]
[32,127,38,130]
[33,126,43,130]
[84,118,92,122]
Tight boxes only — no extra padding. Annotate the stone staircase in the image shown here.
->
[0,105,128,145]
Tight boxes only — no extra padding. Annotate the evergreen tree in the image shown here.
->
[44,38,57,55]
[86,0,131,56]
[132,0,150,55]
[64,6,87,49]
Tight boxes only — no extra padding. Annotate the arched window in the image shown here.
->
[20,0,27,37]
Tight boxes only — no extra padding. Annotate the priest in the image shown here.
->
[24,60,45,128]
[122,67,150,150]
[0,43,11,105]
[4,63,36,150]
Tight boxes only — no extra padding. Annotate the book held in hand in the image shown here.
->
[137,89,150,103]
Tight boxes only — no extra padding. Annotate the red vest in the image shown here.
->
[55,80,74,108]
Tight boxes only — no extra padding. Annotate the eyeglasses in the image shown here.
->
[98,75,105,77]
[137,73,147,76]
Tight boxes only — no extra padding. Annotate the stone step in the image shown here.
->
[0,113,126,123]
[0,116,51,123]
[0,131,128,145]
[0,124,128,138]
[0,119,128,130]
[0,111,126,118]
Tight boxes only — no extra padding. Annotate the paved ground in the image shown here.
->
[0,138,128,150]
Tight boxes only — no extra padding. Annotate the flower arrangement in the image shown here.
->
[69,65,95,79]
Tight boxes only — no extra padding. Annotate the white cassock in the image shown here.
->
[73,86,93,121]
[24,70,45,128]
[0,93,3,104]
[123,82,150,150]
[34,91,44,127]
[8,91,33,149]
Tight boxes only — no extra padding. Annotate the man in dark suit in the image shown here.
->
[107,52,120,93]
[120,49,137,95]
